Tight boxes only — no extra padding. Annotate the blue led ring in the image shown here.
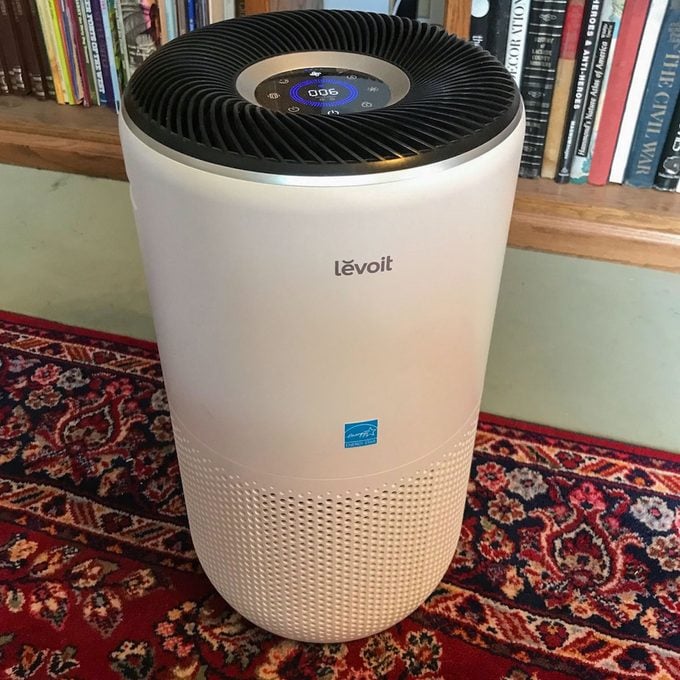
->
[290,78,359,108]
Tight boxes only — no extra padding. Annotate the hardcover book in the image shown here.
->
[519,0,568,178]
[470,0,490,49]
[588,0,652,184]
[27,0,54,97]
[570,0,625,182]
[504,0,531,85]
[555,0,604,183]
[0,0,27,93]
[10,0,42,96]
[609,0,669,183]
[486,0,512,63]
[625,0,680,187]
[542,0,586,178]
[120,0,160,77]
[654,94,680,189]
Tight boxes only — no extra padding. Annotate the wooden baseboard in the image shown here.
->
[1,95,679,271]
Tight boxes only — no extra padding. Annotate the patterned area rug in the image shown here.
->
[0,311,678,680]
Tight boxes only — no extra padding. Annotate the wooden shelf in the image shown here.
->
[2,95,679,271]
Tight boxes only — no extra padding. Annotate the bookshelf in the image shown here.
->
[1,0,679,273]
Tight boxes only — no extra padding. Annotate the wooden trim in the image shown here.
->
[1,96,679,271]
[510,179,680,272]
[243,0,270,13]
[444,0,471,39]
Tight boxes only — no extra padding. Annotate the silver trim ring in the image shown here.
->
[121,104,524,187]
[236,51,411,109]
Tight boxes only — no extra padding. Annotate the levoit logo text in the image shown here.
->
[334,256,394,277]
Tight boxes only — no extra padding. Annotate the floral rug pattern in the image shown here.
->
[0,311,678,680]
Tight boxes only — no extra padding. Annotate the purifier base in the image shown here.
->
[172,409,479,643]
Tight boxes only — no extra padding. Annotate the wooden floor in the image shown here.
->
[2,95,679,272]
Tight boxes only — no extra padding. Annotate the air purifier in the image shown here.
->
[120,9,523,643]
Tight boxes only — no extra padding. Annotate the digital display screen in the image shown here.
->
[254,67,391,115]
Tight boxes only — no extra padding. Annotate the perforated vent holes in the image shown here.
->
[123,10,520,175]
[173,413,478,642]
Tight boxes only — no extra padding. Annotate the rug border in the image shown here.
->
[0,309,157,352]
[2,309,676,461]
[480,412,679,462]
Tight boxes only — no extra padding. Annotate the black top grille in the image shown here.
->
[124,10,521,176]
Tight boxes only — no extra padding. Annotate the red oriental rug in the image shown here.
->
[0,310,678,680]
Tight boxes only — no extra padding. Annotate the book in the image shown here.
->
[98,0,122,108]
[72,0,98,104]
[570,0,625,182]
[0,0,27,93]
[90,0,115,106]
[625,0,680,187]
[82,0,107,104]
[541,0,586,178]
[113,0,129,84]
[176,0,185,32]
[27,0,55,98]
[654,94,680,189]
[504,0,531,85]
[48,0,76,102]
[9,0,43,96]
[555,0,604,183]
[186,0,195,30]
[160,0,177,41]
[119,0,161,78]
[588,0,652,184]
[58,0,85,102]
[518,0,568,178]
[609,0,668,183]
[34,0,66,102]
[470,0,490,49]
[486,0,512,63]
[0,46,9,93]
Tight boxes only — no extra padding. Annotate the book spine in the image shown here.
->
[470,0,490,49]
[48,0,76,102]
[588,0,652,185]
[541,0,586,178]
[504,0,531,85]
[0,46,9,93]
[570,0,622,183]
[111,0,129,86]
[519,0,568,178]
[89,0,113,105]
[10,0,41,96]
[176,0,186,33]
[208,0,222,23]
[64,0,90,104]
[163,0,177,40]
[27,0,54,98]
[654,94,680,189]
[625,0,680,187]
[486,0,512,63]
[98,0,121,109]
[555,0,604,183]
[186,0,196,31]
[34,0,65,102]
[82,0,105,104]
[609,0,669,183]
[120,0,160,78]
[73,0,98,104]
[0,0,27,93]
[58,0,84,102]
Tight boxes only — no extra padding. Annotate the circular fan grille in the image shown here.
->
[124,10,521,176]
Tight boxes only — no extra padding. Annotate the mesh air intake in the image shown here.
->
[123,10,521,175]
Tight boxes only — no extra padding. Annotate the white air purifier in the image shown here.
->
[120,9,523,644]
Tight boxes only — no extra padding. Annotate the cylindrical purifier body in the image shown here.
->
[120,9,524,643]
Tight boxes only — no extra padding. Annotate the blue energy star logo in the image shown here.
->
[344,419,378,448]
